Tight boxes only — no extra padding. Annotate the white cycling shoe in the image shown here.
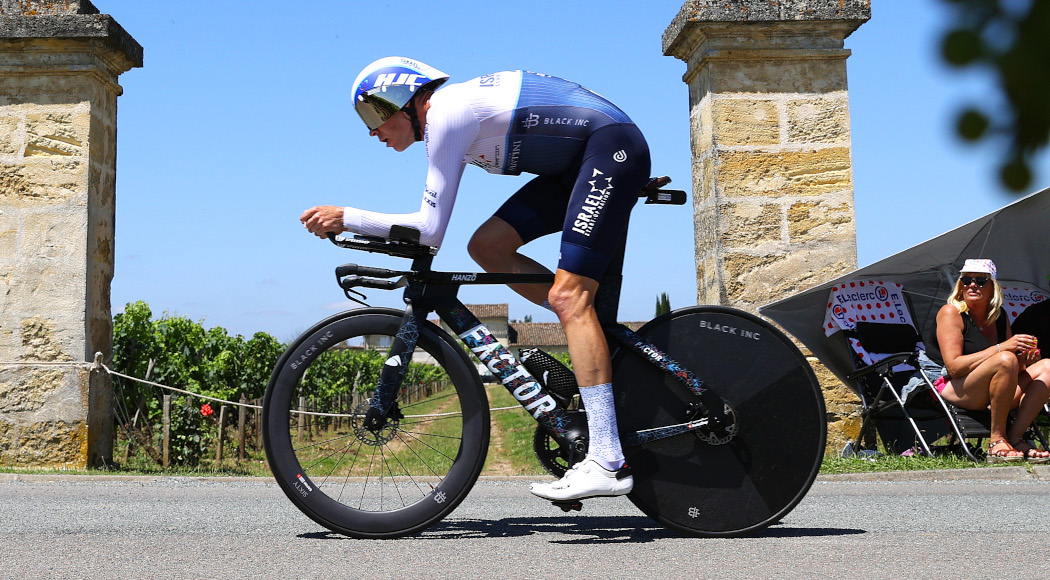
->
[530,455,633,501]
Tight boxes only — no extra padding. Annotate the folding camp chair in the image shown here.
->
[826,281,992,461]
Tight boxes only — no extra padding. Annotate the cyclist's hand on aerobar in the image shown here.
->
[300,205,346,239]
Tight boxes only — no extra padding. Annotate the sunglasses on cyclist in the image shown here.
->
[960,276,990,288]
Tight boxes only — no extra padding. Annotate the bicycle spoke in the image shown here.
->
[335,457,359,504]
[395,430,455,477]
[292,430,358,454]
[399,390,460,410]
[380,439,418,506]
[398,428,459,466]
[397,428,464,443]
[359,444,381,510]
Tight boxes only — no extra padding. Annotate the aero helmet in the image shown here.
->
[352,57,449,136]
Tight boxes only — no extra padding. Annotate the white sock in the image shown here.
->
[577,382,624,471]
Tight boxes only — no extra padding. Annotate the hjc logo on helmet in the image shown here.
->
[371,72,426,93]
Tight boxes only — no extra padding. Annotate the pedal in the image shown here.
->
[552,500,583,512]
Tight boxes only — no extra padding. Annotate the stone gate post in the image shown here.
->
[0,0,141,467]
[663,0,870,451]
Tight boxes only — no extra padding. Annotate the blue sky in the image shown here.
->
[104,1,1049,342]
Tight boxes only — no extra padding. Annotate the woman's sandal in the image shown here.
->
[1009,439,1050,464]
[987,439,1025,463]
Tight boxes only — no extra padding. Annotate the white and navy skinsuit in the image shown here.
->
[344,70,651,280]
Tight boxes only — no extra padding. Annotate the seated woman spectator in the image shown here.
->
[932,259,1050,462]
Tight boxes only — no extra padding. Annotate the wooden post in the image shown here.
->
[162,395,171,468]
[297,396,306,442]
[216,405,227,462]
[122,397,143,462]
[255,399,263,450]
[237,395,247,461]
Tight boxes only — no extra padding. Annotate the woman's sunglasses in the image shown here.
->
[960,276,989,287]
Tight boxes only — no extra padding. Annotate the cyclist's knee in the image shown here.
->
[466,231,491,265]
[547,272,597,321]
[468,218,520,267]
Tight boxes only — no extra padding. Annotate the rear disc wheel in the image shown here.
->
[611,306,825,537]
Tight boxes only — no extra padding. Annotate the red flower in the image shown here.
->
[201,403,214,417]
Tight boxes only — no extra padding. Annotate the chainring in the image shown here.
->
[533,426,573,477]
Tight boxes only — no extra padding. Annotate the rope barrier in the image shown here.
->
[0,360,96,369]
[0,352,525,417]
[102,366,262,410]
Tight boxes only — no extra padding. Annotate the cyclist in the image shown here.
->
[300,56,651,502]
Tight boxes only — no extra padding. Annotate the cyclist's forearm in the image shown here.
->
[342,205,445,247]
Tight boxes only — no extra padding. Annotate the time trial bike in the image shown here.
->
[262,179,826,539]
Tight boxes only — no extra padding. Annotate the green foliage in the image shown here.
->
[940,0,1050,191]
[551,350,573,370]
[112,301,448,467]
[655,292,671,317]
[169,397,211,464]
[113,302,285,465]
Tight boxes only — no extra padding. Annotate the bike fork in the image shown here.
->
[363,305,424,430]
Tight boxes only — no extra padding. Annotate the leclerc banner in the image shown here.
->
[1001,282,1049,325]
[823,280,917,336]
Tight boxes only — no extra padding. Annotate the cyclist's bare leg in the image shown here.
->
[530,268,631,500]
[468,216,552,304]
[546,269,610,387]
[548,269,625,470]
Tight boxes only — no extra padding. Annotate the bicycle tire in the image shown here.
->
[611,305,825,537]
[263,308,489,539]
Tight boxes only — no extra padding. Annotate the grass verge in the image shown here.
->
[821,453,988,474]
[483,385,547,475]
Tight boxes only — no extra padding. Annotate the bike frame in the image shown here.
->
[352,246,731,451]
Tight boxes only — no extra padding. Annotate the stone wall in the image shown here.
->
[0,0,140,467]
[664,0,870,453]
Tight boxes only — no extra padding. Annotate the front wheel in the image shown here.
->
[611,306,825,537]
[262,308,490,539]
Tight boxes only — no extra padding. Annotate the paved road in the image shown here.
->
[2,469,1049,579]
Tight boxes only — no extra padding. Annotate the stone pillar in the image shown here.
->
[663,0,869,311]
[663,1,869,452]
[0,0,141,467]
